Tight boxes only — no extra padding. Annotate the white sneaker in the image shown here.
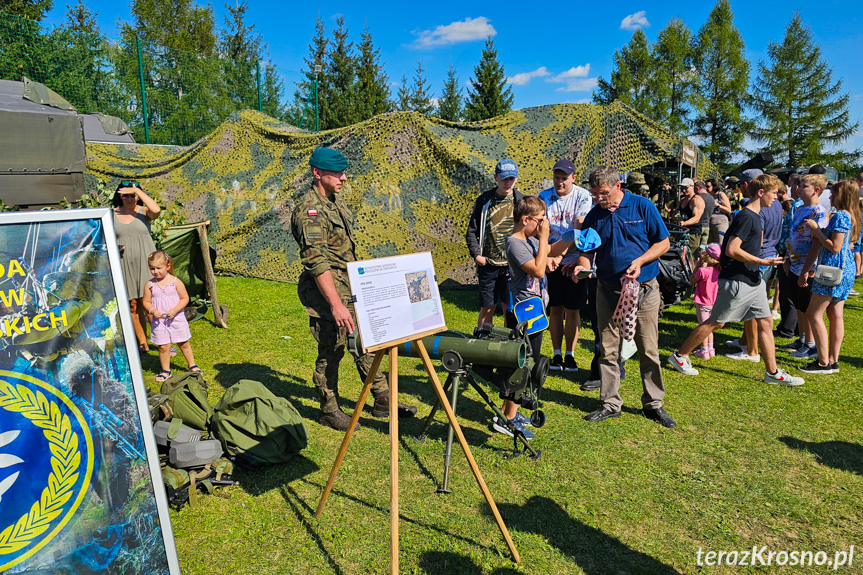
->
[764,368,804,386]
[725,351,761,362]
[726,338,746,350]
[667,352,699,375]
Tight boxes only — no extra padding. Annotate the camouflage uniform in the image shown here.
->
[291,187,387,414]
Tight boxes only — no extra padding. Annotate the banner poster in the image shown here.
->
[0,209,179,574]
[347,252,446,352]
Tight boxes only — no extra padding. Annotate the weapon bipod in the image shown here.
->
[416,367,541,494]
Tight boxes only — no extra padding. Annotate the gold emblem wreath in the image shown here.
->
[0,379,82,556]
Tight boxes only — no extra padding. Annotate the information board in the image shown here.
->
[0,208,179,574]
[347,252,446,352]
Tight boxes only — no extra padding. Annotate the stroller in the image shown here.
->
[657,222,696,310]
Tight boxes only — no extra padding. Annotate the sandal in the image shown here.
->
[189,365,202,374]
[155,370,172,383]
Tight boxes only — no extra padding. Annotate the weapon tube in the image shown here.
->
[397,333,526,369]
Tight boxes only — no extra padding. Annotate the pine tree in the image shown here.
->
[409,60,434,115]
[355,25,391,121]
[121,0,226,145]
[1,0,53,21]
[464,36,513,121]
[397,74,410,111]
[751,13,859,167]
[325,16,357,129]
[592,29,652,116]
[691,0,751,170]
[45,1,117,113]
[220,0,262,110]
[260,59,285,120]
[649,18,694,135]
[437,63,462,122]
[294,17,329,130]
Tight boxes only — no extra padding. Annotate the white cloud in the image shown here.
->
[429,97,440,107]
[574,98,591,104]
[548,65,591,82]
[555,78,600,92]
[507,67,550,86]
[543,64,596,92]
[620,11,650,31]
[413,17,496,48]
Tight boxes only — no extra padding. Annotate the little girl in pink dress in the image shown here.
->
[142,251,200,382]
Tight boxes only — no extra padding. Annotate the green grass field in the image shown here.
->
[145,276,863,575]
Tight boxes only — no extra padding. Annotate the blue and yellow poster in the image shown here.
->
[0,209,179,574]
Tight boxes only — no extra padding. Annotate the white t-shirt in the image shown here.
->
[538,184,592,264]
[819,189,833,214]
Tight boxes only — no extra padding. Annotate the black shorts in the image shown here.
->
[477,264,509,308]
[788,272,813,313]
[546,267,588,310]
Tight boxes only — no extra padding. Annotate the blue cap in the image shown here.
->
[495,159,518,179]
[574,228,602,252]
[309,148,348,171]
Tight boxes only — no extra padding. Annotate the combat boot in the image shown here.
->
[318,409,359,432]
[371,390,418,418]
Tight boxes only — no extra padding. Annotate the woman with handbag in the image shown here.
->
[798,180,862,374]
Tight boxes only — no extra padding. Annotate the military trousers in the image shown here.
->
[309,312,388,414]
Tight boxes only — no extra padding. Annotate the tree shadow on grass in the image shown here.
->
[418,550,521,575]
[491,496,682,574]
[236,454,320,497]
[279,483,346,575]
[779,437,863,476]
[212,361,319,420]
[439,288,480,314]
[541,386,644,417]
[297,479,497,553]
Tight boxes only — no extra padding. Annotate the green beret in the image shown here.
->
[309,148,348,171]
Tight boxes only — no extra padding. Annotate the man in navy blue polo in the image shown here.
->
[572,166,675,427]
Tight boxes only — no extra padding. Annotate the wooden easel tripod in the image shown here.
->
[314,336,520,574]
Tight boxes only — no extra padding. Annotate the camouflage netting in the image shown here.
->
[85,101,719,285]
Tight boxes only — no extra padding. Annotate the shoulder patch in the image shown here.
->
[308,209,318,216]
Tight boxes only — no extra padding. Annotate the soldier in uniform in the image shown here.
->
[626,172,651,197]
[291,148,417,431]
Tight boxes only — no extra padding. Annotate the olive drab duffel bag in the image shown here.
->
[161,372,214,437]
[211,379,308,465]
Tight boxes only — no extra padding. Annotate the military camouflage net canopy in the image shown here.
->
[85,100,718,285]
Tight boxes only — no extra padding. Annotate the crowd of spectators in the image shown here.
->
[466,159,863,433]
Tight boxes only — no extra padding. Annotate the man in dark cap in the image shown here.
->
[539,158,592,371]
[291,148,417,431]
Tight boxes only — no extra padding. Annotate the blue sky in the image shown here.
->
[43,0,863,157]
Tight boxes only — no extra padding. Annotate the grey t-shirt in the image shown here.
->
[506,236,543,304]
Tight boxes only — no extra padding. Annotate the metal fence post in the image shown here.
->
[136,35,150,144]
[256,61,262,112]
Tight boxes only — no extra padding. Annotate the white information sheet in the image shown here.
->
[348,252,446,351]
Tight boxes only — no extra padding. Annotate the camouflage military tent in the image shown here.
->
[85,101,719,286]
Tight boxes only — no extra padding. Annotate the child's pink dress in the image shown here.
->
[149,278,192,345]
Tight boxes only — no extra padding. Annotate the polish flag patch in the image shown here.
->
[308,209,318,216]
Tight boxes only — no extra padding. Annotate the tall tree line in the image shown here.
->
[0,0,286,145]
[594,0,858,171]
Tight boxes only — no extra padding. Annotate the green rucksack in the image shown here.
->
[211,380,308,465]
[162,372,213,437]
